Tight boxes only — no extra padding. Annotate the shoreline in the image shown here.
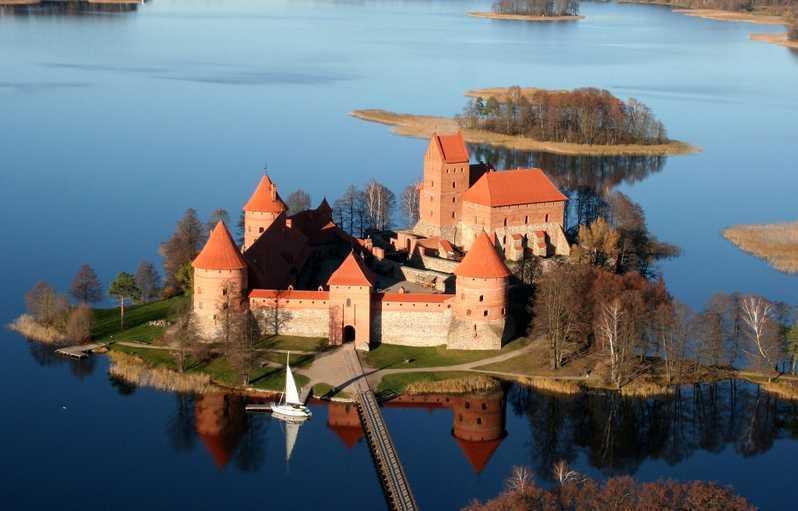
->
[467,11,584,22]
[722,220,798,273]
[671,8,787,26]
[750,32,798,50]
[350,109,698,157]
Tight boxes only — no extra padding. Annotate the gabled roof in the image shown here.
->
[462,168,567,207]
[454,232,511,279]
[431,132,469,164]
[243,175,287,213]
[327,251,376,287]
[192,222,247,270]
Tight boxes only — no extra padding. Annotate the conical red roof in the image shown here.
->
[327,251,375,287]
[192,222,247,270]
[328,424,365,449]
[455,437,503,474]
[454,232,511,279]
[243,175,287,213]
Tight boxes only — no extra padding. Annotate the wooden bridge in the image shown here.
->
[339,347,419,511]
[356,389,419,511]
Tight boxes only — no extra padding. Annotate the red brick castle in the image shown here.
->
[191,132,568,351]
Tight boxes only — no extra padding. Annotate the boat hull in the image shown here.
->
[271,404,312,421]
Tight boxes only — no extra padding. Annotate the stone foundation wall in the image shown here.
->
[447,318,505,350]
[418,254,459,274]
[371,307,453,347]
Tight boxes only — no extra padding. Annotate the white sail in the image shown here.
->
[284,354,302,405]
[285,421,299,462]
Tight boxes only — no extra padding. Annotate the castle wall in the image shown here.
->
[243,210,284,251]
[460,200,566,250]
[371,297,453,347]
[250,290,329,338]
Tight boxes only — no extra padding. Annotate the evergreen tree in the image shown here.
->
[108,272,140,328]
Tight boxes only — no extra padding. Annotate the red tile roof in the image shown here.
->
[192,222,247,270]
[454,231,511,279]
[250,289,329,301]
[433,132,469,164]
[378,293,452,303]
[455,437,503,474]
[243,175,287,213]
[462,168,567,207]
[327,251,376,287]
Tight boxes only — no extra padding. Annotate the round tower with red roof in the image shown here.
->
[192,222,249,338]
[243,174,287,251]
[450,231,510,350]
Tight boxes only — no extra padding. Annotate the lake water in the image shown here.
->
[1,0,797,509]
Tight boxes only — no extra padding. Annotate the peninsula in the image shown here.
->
[351,86,698,156]
[467,12,584,22]
[723,220,798,273]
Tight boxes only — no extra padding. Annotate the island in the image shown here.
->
[352,86,698,156]
[10,132,797,405]
[468,0,583,22]
[723,220,798,273]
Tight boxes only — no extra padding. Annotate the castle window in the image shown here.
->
[431,181,434,187]
[481,403,487,410]
[451,212,455,219]
[545,214,549,222]
[466,309,471,316]
[222,288,228,296]
[504,218,507,227]
[476,417,482,425]
[459,414,463,422]
[259,227,264,233]
[479,295,484,302]
[465,401,470,409]
[346,298,351,307]
[452,197,456,203]
[483,310,488,317]
[525,215,528,224]
[452,181,455,189]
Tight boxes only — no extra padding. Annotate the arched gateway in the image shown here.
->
[342,325,356,343]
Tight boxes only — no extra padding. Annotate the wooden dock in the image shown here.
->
[356,390,419,511]
[54,342,107,359]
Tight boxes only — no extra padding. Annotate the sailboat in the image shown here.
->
[270,352,312,421]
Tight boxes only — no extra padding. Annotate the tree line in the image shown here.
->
[458,86,669,146]
[465,463,753,511]
[23,260,161,344]
[332,179,397,236]
[493,0,580,17]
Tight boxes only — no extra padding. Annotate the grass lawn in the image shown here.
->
[262,351,315,368]
[93,296,187,343]
[111,343,179,369]
[364,337,529,370]
[376,371,483,394]
[256,335,328,353]
[475,340,593,378]
[200,356,309,391]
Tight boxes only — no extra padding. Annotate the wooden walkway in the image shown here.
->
[357,389,419,511]
[54,342,107,359]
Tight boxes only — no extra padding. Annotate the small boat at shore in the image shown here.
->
[270,352,312,422]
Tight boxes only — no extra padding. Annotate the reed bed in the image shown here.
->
[7,315,65,343]
[760,380,798,401]
[108,351,215,394]
[521,376,583,395]
[405,375,500,395]
[723,221,798,273]
[619,379,675,397]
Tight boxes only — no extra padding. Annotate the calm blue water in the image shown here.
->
[1,1,797,509]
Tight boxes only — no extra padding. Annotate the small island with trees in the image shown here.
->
[469,0,584,22]
[352,85,698,156]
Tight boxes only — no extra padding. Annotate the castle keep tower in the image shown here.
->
[451,390,506,474]
[243,175,287,251]
[449,231,510,350]
[192,222,248,338]
[416,132,470,239]
[327,251,375,351]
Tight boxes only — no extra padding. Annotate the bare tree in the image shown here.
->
[160,208,206,286]
[259,293,293,337]
[206,208,230,234]
[166,300,200,373]
[286,189,312,215]
[596,298,624,387]
[70,264,103,304]
[333,185,364,236]
[532,263,591,370]
[363,179,396,232]
[64,304,94,345]
[739,295,781,373]
[225,311,260,386]
[25,281,68,326]
[400,182,420,228]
